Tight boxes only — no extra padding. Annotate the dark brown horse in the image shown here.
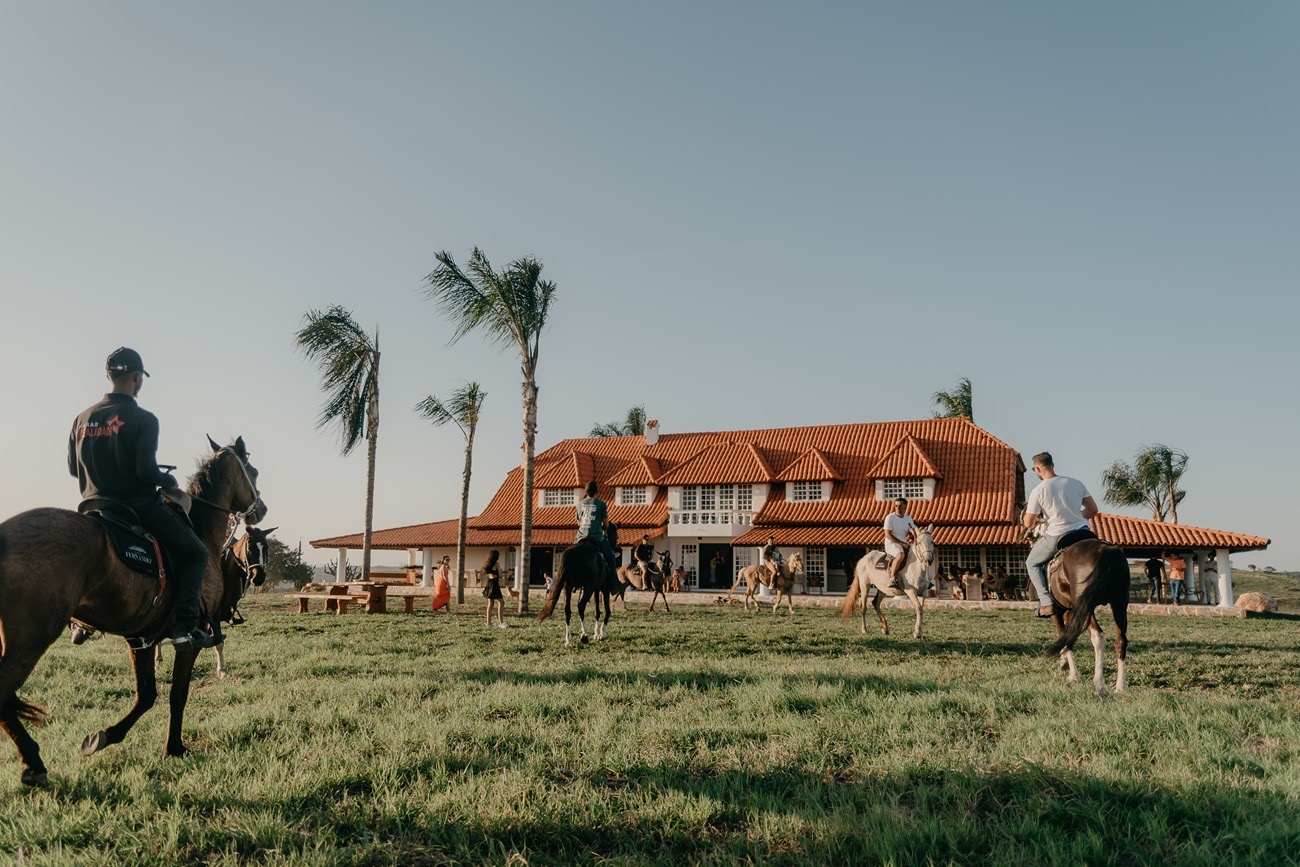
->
[0,437,266,786]
[210,525,276,678]
[537,541,612,646]
[1042,538,1130,696]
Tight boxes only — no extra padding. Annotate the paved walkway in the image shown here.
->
[622,590,1249,618]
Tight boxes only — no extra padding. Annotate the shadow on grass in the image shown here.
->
[45,757,1292,866]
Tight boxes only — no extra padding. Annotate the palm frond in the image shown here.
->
[417,381,486,441]
[294,306,379,456]
[930,377,973,420]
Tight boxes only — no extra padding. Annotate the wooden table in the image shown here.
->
[344,581,387,613]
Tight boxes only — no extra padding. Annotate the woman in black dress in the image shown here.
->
[483,549,505,628]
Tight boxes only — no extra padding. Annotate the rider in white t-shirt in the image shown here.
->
[1022,451,1099,617]
[884,497,920,590]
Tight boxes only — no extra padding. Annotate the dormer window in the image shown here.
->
[542,488,576,507]
[617,486,648,505]
[790,480,829,502]
[881,479,927,501]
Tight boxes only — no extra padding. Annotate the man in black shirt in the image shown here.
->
[1143,556,1165,604]
[69,348,213,650]
[633,534,655,583]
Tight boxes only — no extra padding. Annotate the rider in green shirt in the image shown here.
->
[575,481,618,580]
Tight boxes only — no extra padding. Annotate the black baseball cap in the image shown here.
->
[106,347,149,377]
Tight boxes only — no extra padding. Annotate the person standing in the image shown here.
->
[1143,555,1165,604]
[1165,551,1187,606]
[1022,452,1100,617]
[69,347,213,650]
[432,555,452,613]
[482,550,505,627]
[710,551,725,587]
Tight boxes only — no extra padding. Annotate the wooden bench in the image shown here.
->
[289,593,356,614]
[387,585,439,614]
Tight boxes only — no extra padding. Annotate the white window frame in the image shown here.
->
[679,544,699,589]
[881,479,926,501]
[617,485,648,506]
[542,488,575,508]
[736,484,754,511]
[734,547,754,583]
[681,486,698,510]
[790,480,826,502]
[804,547,826,590]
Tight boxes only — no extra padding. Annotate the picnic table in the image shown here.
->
[288,581,386,613]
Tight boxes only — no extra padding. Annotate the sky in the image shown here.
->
[1,2,1296,569]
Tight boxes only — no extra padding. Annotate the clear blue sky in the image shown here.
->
[2,2,1295,569]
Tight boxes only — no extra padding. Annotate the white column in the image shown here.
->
[422,547,433,587]
[1185,551,1199,602]
[1217,548,1233,608]
[336,547,348,583]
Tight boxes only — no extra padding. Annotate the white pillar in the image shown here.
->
[336,547,348,583]
[422,547,433,588]
[1217,548,1233,608]
[1185,551,1199,602]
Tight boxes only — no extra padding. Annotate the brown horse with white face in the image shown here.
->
[0,437,266,786]
[210,524,276,678]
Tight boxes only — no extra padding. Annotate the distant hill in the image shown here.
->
[1233,570,1300,615]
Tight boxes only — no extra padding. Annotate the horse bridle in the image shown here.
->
[190,447,265,524]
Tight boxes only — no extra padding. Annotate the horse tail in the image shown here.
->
[841,571,862,619]
[1045,545,1126,657]
[536,561,564,621]
[1,696,48,727]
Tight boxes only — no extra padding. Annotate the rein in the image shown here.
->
[188,447,265,523]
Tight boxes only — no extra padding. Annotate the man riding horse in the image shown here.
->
[575,481,618,587]
[884,497,920,590]
[762,535,783,585]
[1023,451,1100,617]
[68,348,213,650]
[633,534,656,584]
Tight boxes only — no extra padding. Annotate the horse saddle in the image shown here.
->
[1045,528,1100,588]
[77,499,174,583]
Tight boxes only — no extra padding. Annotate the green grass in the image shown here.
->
[2,598,1299,866]
[1233,570,1300,615]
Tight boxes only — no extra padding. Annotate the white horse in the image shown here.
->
[840,526,938,639]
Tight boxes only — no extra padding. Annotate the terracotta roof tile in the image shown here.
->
[534,450,596,489]
[866,434,943,479]
[312,520,664,549]
[732,525,1027,547]
[1091,514,1270,553]
[607,455,663,486]
[774,447,844,482]
[655,441,775,486]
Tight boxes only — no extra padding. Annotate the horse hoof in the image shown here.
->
[1094,687,1109,698]
[20,769,48,787]
[216,668,229,679]
[80,731,110,756]
[166,745,187,759]
[580,635,589,644]
[1066,675,1078,684]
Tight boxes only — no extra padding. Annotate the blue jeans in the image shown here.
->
[1025,534,1060,604]
[1170,578,1184,603]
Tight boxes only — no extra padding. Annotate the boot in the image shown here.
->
[171,626,216,651]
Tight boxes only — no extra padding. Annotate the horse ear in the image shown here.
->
[207,435,222,453]
[926,524,935,534]
[262,527,278,535]
[234,436,247,457]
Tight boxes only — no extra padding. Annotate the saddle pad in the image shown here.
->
[87,513,173,582]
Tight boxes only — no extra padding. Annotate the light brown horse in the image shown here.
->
[727,553,804,614]
[0,437,266,786]
[1042,537,1130,696]
[616,563,670,612]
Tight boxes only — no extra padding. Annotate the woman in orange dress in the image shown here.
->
[431,555,452,613]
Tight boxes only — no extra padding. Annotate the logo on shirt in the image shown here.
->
[77,415,126,439]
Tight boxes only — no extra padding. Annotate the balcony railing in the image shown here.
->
[669,510,756,527]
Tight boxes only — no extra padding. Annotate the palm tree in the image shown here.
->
[591,404,646,437]
[931,377,973,421]
[423,247,556,613]
[294,306,381,584]
[1101,444,1189,523]
[416,382,486,605]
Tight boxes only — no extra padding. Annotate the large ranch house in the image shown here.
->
[312,417,1269,605]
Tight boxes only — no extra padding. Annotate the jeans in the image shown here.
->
[1025,533,1061,604]
[594,538,617,573]
[1170,578,1184,604]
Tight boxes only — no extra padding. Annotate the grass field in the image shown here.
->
[2,595,1299,866]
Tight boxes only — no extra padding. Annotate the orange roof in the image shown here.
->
[1090,514,1269,553]
[534,450,596,489]
[312,520,664,550]
[866,434,943,479]
[655,441,775,486]
[607,455,663,486]
[733,525,1027,547]
[774,447,843,482]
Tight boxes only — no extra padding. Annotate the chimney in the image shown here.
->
[645,419,660,447]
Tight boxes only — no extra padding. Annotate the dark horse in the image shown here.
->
[210,524,276,679]
[537,540,612,646]
[1042,537,1130,697]
[0,437,266,786]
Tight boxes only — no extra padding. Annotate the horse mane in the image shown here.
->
[186,451,227,498]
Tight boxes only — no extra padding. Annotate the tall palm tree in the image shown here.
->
[416,382,487,604]
[931,377,974,421]
[423,247,556,613]
[591,404,646,437]
[294,306,381,583]
[1101,443,1189,522]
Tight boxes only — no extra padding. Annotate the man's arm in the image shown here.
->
[134,414,175,488]
[1081,496,1099,521]
[67,427,78,478]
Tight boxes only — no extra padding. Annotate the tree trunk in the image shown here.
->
[361,364,379,584]
[456,427,474,605]
[518,371,538,614]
